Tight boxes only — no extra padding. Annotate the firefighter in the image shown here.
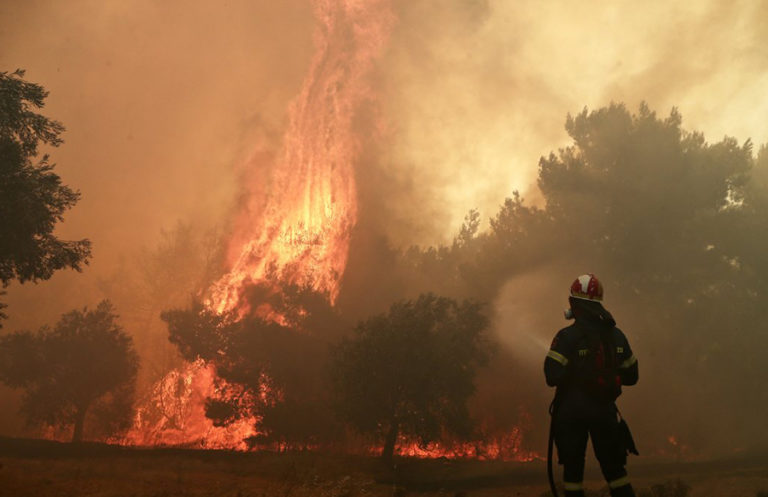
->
[545,274,639,497]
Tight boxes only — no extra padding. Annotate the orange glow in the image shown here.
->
[667,435,678,446]
[125,0,394,450]
[652,434,696,459]
[120,359,257,449]
[206,0,394,317]
[395,427,540,462]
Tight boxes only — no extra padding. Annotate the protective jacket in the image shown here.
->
[545,317,638,397]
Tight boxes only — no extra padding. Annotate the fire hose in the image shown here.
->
[547,397,559,497]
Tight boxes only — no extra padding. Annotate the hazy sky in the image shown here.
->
[2,0,767,324]
[379,0,768,240]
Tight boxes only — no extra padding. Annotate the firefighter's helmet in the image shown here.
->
[570,274,603,302]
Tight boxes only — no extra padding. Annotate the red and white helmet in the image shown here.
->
[570,274,603,302]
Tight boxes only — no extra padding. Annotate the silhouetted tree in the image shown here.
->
[164,284,346,448]
[403,102,767,452]
[332,293,492,463]
[0,69,91,324]
[0,300,138,442]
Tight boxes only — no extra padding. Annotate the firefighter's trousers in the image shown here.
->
[554,400,635,497]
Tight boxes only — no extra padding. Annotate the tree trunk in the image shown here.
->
[72,405,87,443]
[381,421,399,465]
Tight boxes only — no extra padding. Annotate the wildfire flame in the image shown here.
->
[206,0,395,317]
[396,427,539,462]
[121,359,257,449]
[123,0,394,449]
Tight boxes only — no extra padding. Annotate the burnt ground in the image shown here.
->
[0,437,767,497]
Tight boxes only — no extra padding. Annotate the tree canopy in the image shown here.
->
[397,103,767,452]
[332,293,492,462]
[163,284,346,448]
[0,69,91,322]
[148,101,768,455]
[0,300,138,442]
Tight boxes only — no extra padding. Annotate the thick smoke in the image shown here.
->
[3,0,766,319]
[0,0,314,325]
[1,0,767,459]
[0,0,315,435]
[366,0,768,245]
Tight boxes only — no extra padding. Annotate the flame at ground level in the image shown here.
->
[117,356,539,460]
[123,0,395,450]
[395,428,540,462]
[119,359,257,450]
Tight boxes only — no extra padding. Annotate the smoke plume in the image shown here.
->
[1,0,767,459]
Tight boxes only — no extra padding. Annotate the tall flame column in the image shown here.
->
[208,0,394,317]
[123,0,394,449]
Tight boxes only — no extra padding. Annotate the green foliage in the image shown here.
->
[537,103,751,280]
[454,208,481,248]
[0,69,91,320]
[0,300,139,442]
[331,293,492,461]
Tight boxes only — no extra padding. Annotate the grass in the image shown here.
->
[1,437,768,497]
[637,479,691,497]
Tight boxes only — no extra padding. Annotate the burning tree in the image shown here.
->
[331,294,492,463]
[122,0,395,449]
[0,300,138,442]
[163,284,347,449]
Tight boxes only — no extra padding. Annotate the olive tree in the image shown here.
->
[332,293,492,463]
[0,300,138,442]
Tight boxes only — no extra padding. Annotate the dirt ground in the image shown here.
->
[1,438,767,497]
